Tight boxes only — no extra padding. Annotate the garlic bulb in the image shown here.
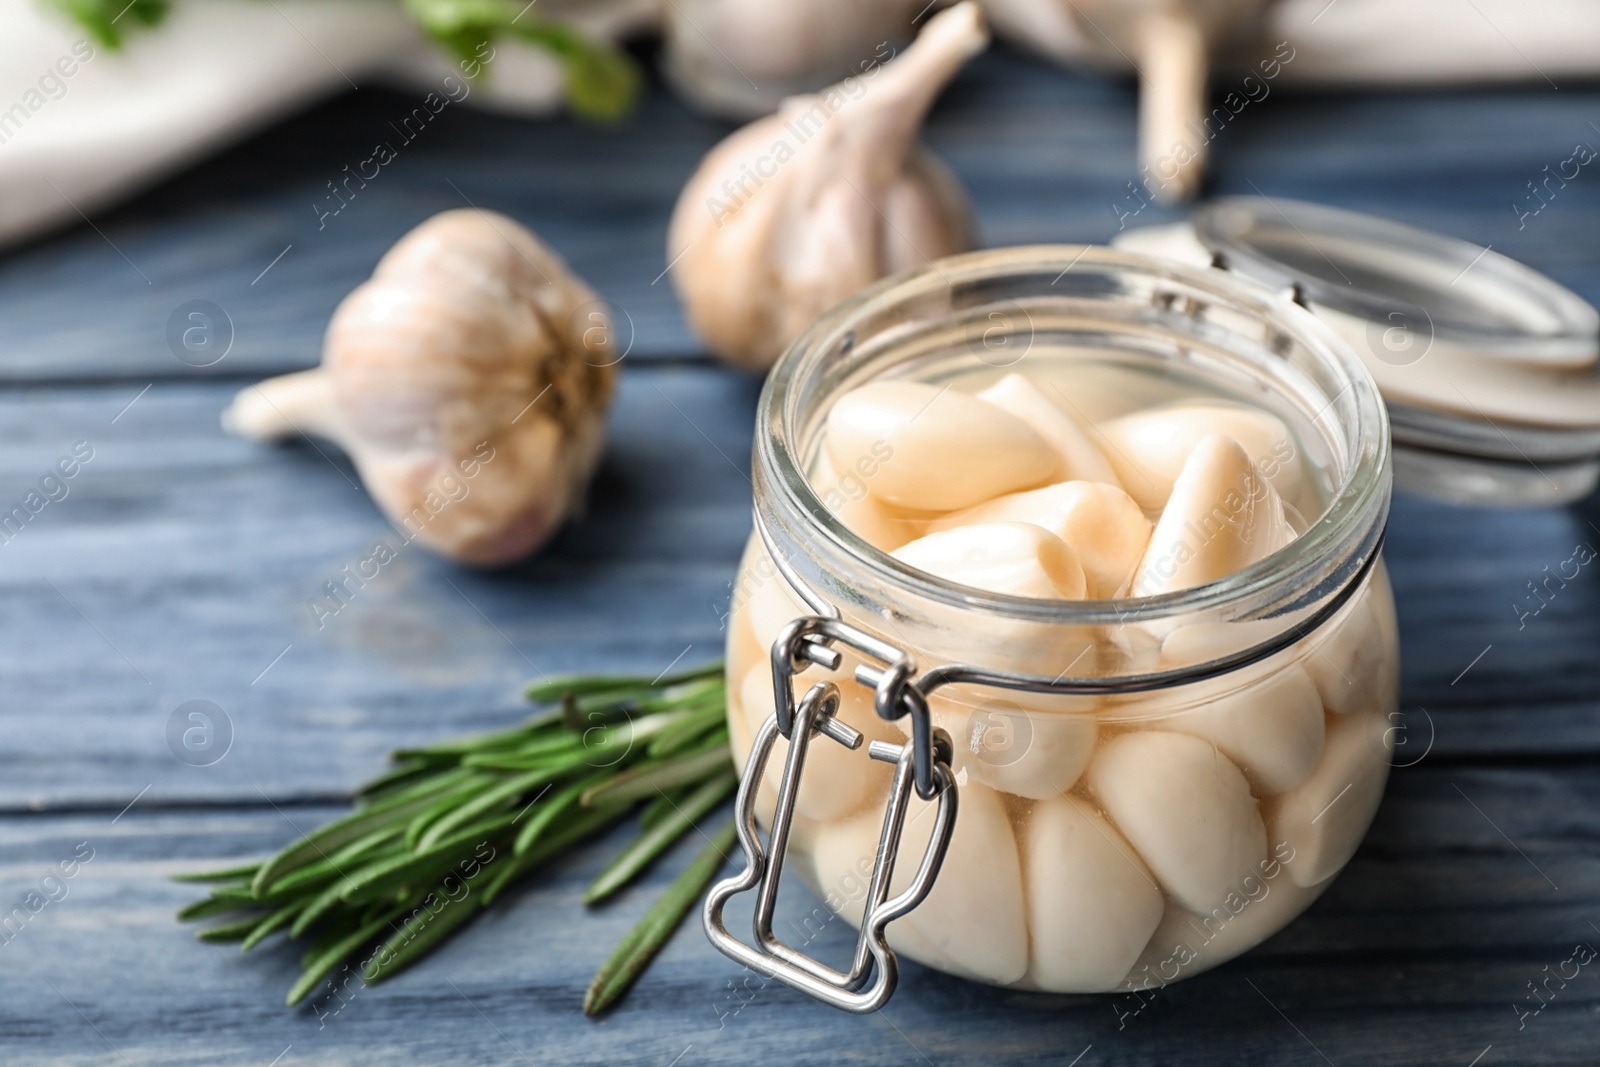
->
[668,1,988,371]
[661,0,923,119]
[985,0,1275,201]
[222,209,615,566]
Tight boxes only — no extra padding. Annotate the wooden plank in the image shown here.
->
[0,367,758,809]
[0,373,1596,808]
[0,51,1595,383]
[1,764,1597,1065]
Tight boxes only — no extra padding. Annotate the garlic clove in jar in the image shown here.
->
[222,210,614,567]
[1098,400,1302,511]
[661,0,923,119]
[736,537,812,652]
[811,777,1029,984]
[894,522,1087,600]
[667,2,988,371]
[1125,850,1323,987]
[1128,434,1293,599]
[924,688,1098,800]
[975,374,1120,487]
[927,481,1151,598]
[1304,569,1395,715]
[723,664,778,828]
[739,665,897,824]
[1150,663,1327,796]
[1025,794,1165,992]
[827,381,1056,511]
[1088,730,1268,915]
[811,449,925,552]
[1271,705,1392,888]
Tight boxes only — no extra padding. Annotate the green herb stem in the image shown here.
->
[583,820,737,1017]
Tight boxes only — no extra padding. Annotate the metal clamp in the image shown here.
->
[702,616,958,1013]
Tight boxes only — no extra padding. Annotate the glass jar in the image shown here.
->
[712,246,1397,1006]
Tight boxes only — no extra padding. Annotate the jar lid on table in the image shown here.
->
[1114,197,1600,506]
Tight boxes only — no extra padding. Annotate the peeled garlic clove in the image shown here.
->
[1098,401,1302,511]
[1026,795,1165,992]
[928,481,1150,598]
[1125,853,1321,986]
[1128,434,1292,599]
[736,539,811,650]
[1271,707,1392,888]
[661,0,921,119]
[827,381,1056,510]
[724,665,778,828]
[927,689,1097,799]
[739,666,897,824]
[809,801,948,970]
[894,522,1086,600]
[1304,571,1394,714]
[975,374,1120,487]
[1157,664,1326,796]
[810,449,924,551]
[1088,730,1267,915]
[811,778,1029,984]
[668,3,988,370]
[222,210,614,567]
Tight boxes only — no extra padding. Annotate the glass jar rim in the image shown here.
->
[755,244,1391,629]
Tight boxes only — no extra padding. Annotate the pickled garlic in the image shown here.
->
[724,359,1393,996]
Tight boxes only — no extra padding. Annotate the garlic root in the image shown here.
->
[1138,9,1209,203]
[223,209,616,567]
[668,1,989,371]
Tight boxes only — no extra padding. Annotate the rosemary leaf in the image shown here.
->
[581,744,732,809]
[583,770,737,905]
[482,802,631,907]
[169,861,261,885]
[513,771,611,857]
[198,914,270,944]
[413,765,569,852]
[287,906,407,1007]
[361,887,486,985]
[584,820,737,1017]
[177,894,252,923]
[240,901,305,953]
[252,785,472,897]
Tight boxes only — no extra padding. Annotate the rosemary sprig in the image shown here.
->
[177,662,733,1011]
[585,820,738,1017]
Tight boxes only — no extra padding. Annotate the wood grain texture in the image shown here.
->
[2,765,1598,1066]
[0,47,1595,382]
[0,380,1593,807]
[0,36,1597,1067]
[0,370,758,809]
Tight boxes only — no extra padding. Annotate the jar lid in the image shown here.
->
[1114,198,1600,506]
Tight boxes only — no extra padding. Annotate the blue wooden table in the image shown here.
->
[3,43,1599,1066]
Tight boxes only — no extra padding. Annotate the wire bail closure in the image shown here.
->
[701,614,959,1013]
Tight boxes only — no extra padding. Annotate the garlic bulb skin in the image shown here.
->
[662,0,924,119]
[668,2,988,371]
[222,210,615,566]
